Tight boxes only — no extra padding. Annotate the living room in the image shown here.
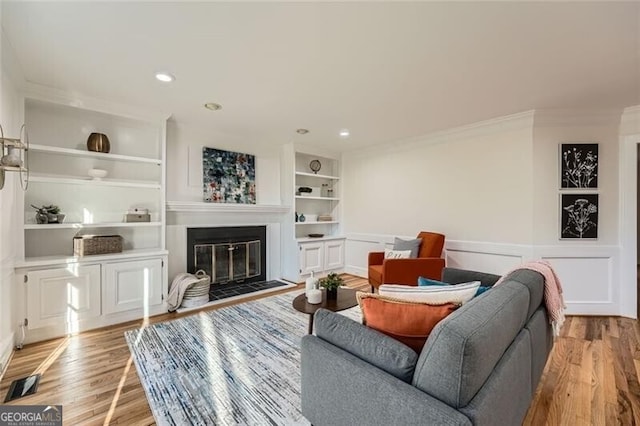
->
[0,1,639,425]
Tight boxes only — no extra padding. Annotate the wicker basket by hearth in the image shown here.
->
[73,234,123,256]
[181,270,211,308]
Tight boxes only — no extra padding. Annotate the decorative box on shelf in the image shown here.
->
[73,234,123,256]
[124,207,150,223]
[124,213,151,222]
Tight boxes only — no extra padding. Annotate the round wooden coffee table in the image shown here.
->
[292,287,358,334]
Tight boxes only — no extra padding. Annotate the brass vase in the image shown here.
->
[87,133,110,153]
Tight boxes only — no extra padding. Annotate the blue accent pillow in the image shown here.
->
[475,286,491,296]
[418,276,491,297]
[417,277,448,287]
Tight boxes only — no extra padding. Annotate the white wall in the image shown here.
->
[342,112,535,244]
[530,110,622,315]
[164,120,287,282]
[0,12,25,376]
[166,120,281,204]
[341,109,629,316]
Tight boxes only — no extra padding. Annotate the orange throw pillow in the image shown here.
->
[357,293,458,353]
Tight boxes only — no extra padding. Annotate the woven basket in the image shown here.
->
[182,270,211,307]
[73,235,123,256]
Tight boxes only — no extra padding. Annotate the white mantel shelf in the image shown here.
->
[166,201,291,214]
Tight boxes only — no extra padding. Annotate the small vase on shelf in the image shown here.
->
[299,213,306,222]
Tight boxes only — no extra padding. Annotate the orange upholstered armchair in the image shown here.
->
[368,232,446,293]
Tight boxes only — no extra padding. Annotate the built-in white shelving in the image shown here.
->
[17,249,169,268]
[29,144,162,165]
[295,221,339,225]
[294,171,340,180]
[294,195,340,201]
[24,221,162,230]
[30,174,161,189]
[295,235,346,243]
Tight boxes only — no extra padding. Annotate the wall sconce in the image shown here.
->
[0,124,29,190]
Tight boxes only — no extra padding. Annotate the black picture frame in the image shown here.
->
[560,143,598,189]
[560,193,598,240]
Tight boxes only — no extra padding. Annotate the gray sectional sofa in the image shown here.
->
[300,267,553,426]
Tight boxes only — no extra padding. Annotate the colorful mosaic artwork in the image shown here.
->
[203,147,256,204]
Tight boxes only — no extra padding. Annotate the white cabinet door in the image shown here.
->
[103,259,163,315]
[299,242,324,275]
[324,240,345,270]
[26,265,101,329]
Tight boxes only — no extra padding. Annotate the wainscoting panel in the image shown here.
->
[445,240,530,276]
[0,254,15,380]
[344,234,621,315]
[344,234,530,278]
[537,245,619,315]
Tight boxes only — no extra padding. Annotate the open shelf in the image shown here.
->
[29,144,162,165]
[295,221,339,225]
[17,248,169,268]
[24,221,162,230]
[30,173,161,189]
[296,235,346,243]
[295,171,340,180]
[295,196,339,201]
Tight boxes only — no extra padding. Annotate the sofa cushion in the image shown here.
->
[441,267,501,287]
[380,281,480,305]
[313,308,419,383]
[357,293,458,353]
[501,269,545,321]
[412,280,530,408]
[393,237,422,258]
[384,248,412,259]
[418,277,491,298]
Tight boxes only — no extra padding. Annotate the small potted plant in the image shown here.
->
[31,204,65,224]
[319,272,344,300]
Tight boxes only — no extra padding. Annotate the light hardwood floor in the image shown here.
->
[0,275,638,425]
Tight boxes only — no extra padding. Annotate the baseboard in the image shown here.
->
[0,331,15,382]
[344,265,367,278]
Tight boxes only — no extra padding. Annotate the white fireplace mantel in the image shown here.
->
[166,201,291,214]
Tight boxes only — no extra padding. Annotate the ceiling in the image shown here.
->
[2,1,639,152]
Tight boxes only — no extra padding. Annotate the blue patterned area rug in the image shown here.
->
[125,291,361,425]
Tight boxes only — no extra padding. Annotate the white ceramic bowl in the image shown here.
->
[88,168,108,180]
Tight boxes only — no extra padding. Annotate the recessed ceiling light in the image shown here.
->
[296,129,309,135]
[204,102,222,111]
[155,72,175,83]
[339,129,350,137]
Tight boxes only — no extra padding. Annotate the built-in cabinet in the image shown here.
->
[299,238,345,276]
[14,86,169,344]
[103,258,164,315]
[25,265,102,329]
[281,144,345,282]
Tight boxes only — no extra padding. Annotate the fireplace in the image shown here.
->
[187,226,267,285]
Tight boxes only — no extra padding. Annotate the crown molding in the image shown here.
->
[533,108,624,128]
[23,82,172,123]
[343,110,535,159]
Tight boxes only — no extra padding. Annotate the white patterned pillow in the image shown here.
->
[379,281,481,305]
[384,248,411,259]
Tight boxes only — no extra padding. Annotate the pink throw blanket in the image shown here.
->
[495,260,566,336]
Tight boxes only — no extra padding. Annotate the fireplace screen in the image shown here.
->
[194,240,261,284]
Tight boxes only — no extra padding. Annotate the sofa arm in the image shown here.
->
[301,336,472,426]
[314,309,418,382]
[368,251,384,266]
[383,257,446,285]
